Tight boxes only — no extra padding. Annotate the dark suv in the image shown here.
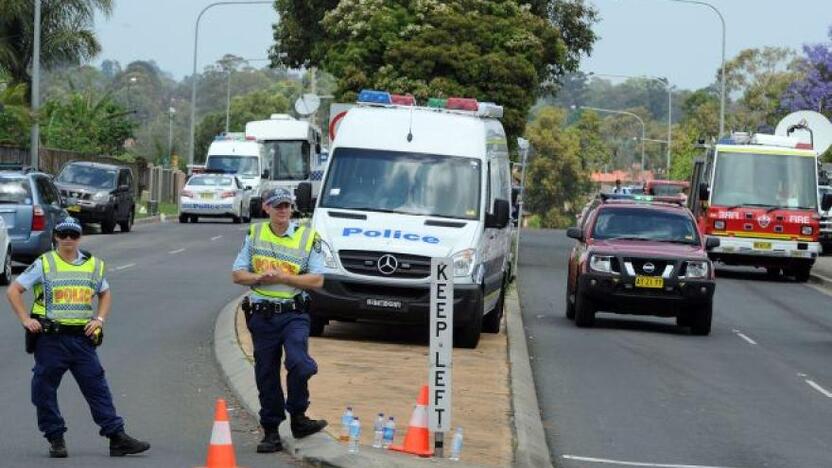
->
[54,161,135,234]
[565,194,719,335]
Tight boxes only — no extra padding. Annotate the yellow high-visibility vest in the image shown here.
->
[249,222,315,300]
[31,251,104,325]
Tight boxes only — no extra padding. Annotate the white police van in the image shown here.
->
[204,133,265,215]
[245,114,324,216]
[295,90,513,349]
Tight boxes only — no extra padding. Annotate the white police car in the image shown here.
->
[178,174,252,224]
[296,90,514,349]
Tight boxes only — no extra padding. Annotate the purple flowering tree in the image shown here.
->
[781,26,832,116]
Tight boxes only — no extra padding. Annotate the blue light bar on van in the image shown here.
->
[357,89,392,104]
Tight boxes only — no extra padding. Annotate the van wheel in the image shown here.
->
[455,294,483,348]
[483,285,505,334]
[690,302,713,336]
[574,286,596,328]
[0,247,12,285]
[309,316,326,337]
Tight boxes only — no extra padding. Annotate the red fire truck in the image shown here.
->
[689,131,832,281]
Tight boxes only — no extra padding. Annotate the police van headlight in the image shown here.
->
[684,260,710,279]
[452,249,476,277]
[319,240,339,270]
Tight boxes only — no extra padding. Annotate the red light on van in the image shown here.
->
[795,142,813,150]
[446,97,479,111]
[391,94,415,106]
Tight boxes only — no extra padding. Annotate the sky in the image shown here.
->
[93,0,832,91]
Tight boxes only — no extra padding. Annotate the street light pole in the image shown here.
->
[513,138,530,278]
[659,0,726,137]
[188,1,273,168]
[579,105,646,172]
[30,0,42,168]
[168,106,176,163]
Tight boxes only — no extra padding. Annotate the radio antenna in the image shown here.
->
[407,96,415,142]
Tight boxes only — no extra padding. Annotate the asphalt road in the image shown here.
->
[0,220,303,467]
[518,229,832,468]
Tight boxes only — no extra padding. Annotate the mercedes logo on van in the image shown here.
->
[642,262,656,274]
[377,254,399,275]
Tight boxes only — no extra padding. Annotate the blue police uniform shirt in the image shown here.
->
[15,250,109,293]
[232,221,324,302]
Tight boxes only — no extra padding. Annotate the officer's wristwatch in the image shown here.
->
[93,316,105,324]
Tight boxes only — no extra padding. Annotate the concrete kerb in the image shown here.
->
[505,284,554,468]
[213,295,481,468]
[809,272,832,291]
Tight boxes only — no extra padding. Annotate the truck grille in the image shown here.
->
[339,250,432,279]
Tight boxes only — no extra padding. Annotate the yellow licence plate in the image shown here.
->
[753,241,772,250]
[200,192,214,200]
[67,205,81,212]
[635,276,664,288]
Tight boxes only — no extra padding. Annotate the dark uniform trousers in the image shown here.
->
[32,334,124,439]
[247,310,318,430]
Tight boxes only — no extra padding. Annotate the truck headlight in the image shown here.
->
[589,255,615,273]
[319,239,338,269]
[684,260,709,279]
[92,191,111,202]
[801,226,813,236]
[452,249,476,277]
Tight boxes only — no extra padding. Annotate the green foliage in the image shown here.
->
[40,91,135,155]
[523,106,590,228]
[572,109,612,171]
[0,82,32,146]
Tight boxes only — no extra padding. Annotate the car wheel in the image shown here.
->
[565,282,576,320]
[690,301,713,336]
[179,213,188,223]
[119,210,134,232]
[454,293,483,348]
[309,315,326,337]
[101,218,116,234]
[191,216,198,223]
[574,286,596,328]
[232,212,242,224]
[483,283,506,334]
[0,247,12,285]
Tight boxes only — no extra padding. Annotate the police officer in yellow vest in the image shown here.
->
[232,188,327,453]
[6,217,150,459]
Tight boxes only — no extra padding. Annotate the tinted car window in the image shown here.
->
[57,164,118,189]
[35,177,56,204]
[0,177,32,204]
[592,207,699,244]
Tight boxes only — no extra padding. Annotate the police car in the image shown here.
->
[178,174,252,223]
[295,90,514,349]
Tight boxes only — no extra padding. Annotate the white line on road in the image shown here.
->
[168,248,185,254]
[211,235,223,241]
[805,379,832,398]
[115,263,136,271]
[562,455,738,468]
[731,329,757,345]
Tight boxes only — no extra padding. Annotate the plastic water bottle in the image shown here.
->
[449,427,463,461]
[372,413,385,448]
[382,417,396,449]
[348,417,361,454]
[340,407,353,442]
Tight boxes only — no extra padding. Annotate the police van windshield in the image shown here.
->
[711,151,817,209]
[320,148,481,220]
[592,207,699,244]
[262,141,310,181]
[206,155,259,176]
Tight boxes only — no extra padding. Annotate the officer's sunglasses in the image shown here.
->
[56,231,81,240]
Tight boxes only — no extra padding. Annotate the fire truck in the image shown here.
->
[689,130,832,281]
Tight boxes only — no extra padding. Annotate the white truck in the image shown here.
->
[294,90,513,349]
[245,114,324,215]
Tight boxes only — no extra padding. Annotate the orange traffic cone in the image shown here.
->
[198,399,240,468]
[390,385,433,457]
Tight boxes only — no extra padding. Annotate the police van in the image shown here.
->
[245,114,324,216]
[204,133,264,215]
[295,90,513,349]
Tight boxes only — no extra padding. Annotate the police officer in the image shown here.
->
[232,188,327,453]
[6,217,150,458]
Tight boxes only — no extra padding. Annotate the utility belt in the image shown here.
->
[25,316,103,354]
[241,295,308,320]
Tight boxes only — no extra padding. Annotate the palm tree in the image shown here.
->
[0,0,113,97]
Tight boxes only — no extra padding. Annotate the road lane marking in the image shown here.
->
[168,248,185,254]
[211,235,223,241]
[562,455,737,468]
[805,379,832,398]
[115,263,136,271]
[731,329,757,345]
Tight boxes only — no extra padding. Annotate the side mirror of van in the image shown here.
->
[566,227,583,241]
[261,169,270,179]
[822,193,832,212]
[295,182,313,213]
[698,182,709,201]
[705,236,720,250]
[486,199,510,229]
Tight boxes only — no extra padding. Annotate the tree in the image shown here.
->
[0,82,32,146]
[781,26,832,118]
[271,0,598,144]
[571,109,612,171]
[40,90,134,155]
[524,106,590,228]
[0,0,113,94]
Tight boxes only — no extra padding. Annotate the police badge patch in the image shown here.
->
[313,235,322,253]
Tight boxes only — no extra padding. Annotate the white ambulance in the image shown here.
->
[203,133,264,215]
[296,90,513,349]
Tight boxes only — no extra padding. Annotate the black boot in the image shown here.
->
[48,436,68,458]
[256,428,283,453]
[290,413,328,439]
[108,431,150,457]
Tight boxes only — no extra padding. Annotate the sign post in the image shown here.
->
[429,257,454,457]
